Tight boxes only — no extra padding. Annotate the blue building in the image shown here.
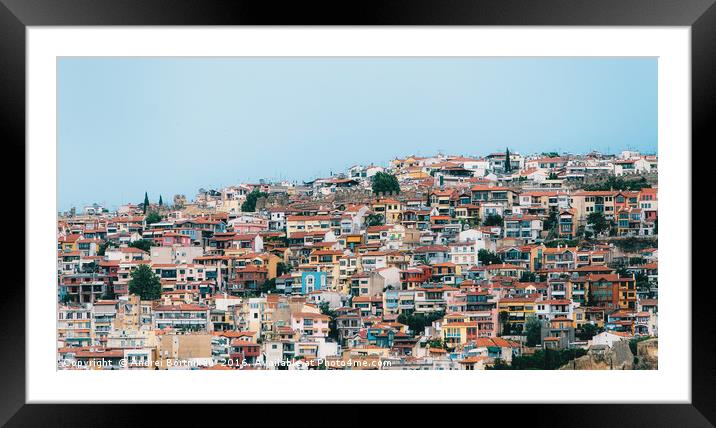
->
[384,290,399,313]
[301,271,327,294]
[367,327,395,348]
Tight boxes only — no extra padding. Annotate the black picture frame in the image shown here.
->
[1,0,709,425]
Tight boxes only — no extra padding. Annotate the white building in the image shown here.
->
[590,331,629,348]
[306,290,344,309]
[612,158,652,176]
[150,245,204,264]
[461,158,490,177]
[448,240,483,267]
[290,312,330,340]
[503,215,543,242]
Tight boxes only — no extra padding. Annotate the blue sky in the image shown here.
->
[58,57,657,211]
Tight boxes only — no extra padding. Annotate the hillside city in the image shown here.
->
[57,149,658,370]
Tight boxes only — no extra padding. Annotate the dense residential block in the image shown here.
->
[57,150,657,370]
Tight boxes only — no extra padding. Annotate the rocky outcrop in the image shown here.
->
[560,340,634,370]
[634,338,658,370]
[560,338,658,370]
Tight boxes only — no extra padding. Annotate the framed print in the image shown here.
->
[2,0,712,425]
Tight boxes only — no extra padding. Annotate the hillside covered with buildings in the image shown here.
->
[57,149,658,370]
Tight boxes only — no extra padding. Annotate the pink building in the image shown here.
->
[229,216,269,234]
[158,232,192,247]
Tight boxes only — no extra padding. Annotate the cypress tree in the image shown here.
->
[505,147,512,173]
[159,195,163,206]
[143,192,149,213]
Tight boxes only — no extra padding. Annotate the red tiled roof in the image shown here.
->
[154,304,208,311]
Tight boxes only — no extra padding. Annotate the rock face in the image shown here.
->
[560,340,634,370]
[560,338,658,370]
[634,339,658,370]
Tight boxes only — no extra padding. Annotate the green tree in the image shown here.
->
[612,236,657,253]
[365,213,385,227]
[615,267,632,278]
[428,338,448,349]
[81,261,98,274]
[158,195,163,206]
[502,322,513,336]
[241,188,269,212]
[490,358,511,369]
[260,278,276,294]
[482,213,503,227]
[629,257,647,265]
[371,172,400,195]
[504,147,512,172]
[397,310,445,335]
[101,288,116,301]
[520,271,537,282]
[319,302,339,341]
[634,271,651,295]
[577,323,599,341]
[97,241,116,256]
[587,212,609,236]
[145,211,162,225]
[583,176,651,192]
[129,239,154,252]
[265,235,288,247]
[525,316,542,347]
[629,176,651,191]
[478,249,502,266]
[276,262,290,277]
[498,311,510,336]
[128,264,161,300]
[487,349,588,370]
[143,192,150,214]
[548,172,559,180]
[543,211,558,232]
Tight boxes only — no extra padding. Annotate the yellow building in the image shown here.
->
[391,155,426,171]
[573,306,588,329]
[371,199,403,224]
[441,313,478,347]
[309,249,343,266]
[497,296,538,331]
[58,233,81,252]
[403,166,430,180]
[286,215,332,238]
[228,252,283,280]
[570,191,618,225]
[343,234,364,250]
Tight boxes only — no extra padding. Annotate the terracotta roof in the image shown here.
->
[292,312,330,320]
[414,245,449,253]
[154,304,208,311]
[287,215,332,221]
